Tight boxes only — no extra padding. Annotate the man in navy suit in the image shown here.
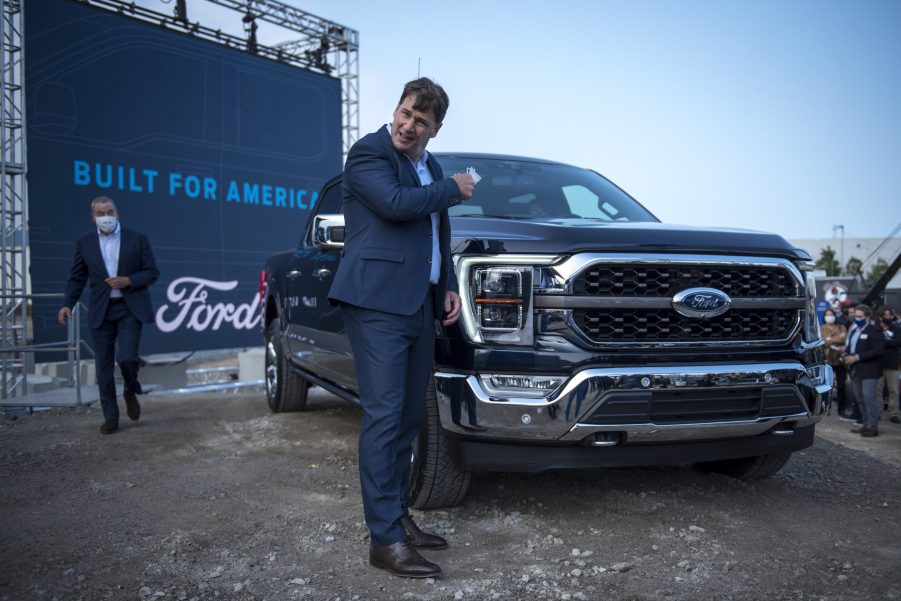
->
[329,78,474,578]
[58,196,159,435]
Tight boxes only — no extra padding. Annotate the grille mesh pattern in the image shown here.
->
[572,265,798,298]
[572,309,798,342]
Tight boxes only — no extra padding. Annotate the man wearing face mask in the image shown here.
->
[843,305,886,437]
[58,197,159,435]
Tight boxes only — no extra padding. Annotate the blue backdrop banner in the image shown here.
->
[26,0,343,355]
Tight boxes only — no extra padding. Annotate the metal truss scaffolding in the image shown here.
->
[82,0,360,158]
[0,0,27,398]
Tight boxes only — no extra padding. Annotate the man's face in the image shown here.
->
[390,94,441,161]
[854,309,866,322]
[883,310,894,322]
[92,202,117,224]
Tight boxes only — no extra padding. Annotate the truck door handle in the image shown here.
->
[288,270,301,279]
[313,268,332,279]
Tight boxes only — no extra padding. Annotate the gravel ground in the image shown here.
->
[1,388,900,601]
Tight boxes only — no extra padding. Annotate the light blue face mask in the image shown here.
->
[96,215,118,234]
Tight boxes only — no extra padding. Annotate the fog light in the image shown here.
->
[480,374,565,399]
[806,364,832,388]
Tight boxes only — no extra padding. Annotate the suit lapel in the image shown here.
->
[116,228,127,276]
[84,231,104,273]
[378,126,420,184]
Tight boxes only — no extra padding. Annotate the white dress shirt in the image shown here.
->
[406,151,441,284]
[98,223,123,298]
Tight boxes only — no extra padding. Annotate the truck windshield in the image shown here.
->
[436,156,658,222]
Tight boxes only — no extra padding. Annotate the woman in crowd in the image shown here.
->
[843,305,886,437]
[821,308,849,417]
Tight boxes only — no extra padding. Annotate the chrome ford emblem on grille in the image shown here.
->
[672,287,732,319]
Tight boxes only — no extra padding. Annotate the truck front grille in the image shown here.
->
[572,308,798,342]
[573,264,798,298]
[546,257,805,346]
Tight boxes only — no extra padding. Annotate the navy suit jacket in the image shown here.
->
[848,321,886,380]
[328,126,461,317]
[63,226,160,329]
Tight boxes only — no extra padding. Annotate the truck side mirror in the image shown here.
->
[313,214,345,250]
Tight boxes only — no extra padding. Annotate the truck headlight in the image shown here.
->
[476,268,524,331]
[456,255,558,345]
[801,266,822,343]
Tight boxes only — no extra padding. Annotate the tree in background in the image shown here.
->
[846,257,863,278]
[815,246,841,276]
[865,257,889,286]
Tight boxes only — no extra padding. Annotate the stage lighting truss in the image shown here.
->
[78,0,360,157]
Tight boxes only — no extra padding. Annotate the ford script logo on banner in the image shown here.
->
[155,277,262,334]
[672,287,732,319]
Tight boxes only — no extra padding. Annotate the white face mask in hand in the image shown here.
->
[96,216,118,234]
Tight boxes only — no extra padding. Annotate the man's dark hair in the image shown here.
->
[399,77,449,124]
[91,196,117,213]
[855,304,873,318]
[877,305,894,318]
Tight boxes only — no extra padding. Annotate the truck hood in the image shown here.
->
[450,217,808,260]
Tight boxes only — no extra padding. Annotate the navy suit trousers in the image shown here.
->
[91,301,143,422]
[340,291,435,546]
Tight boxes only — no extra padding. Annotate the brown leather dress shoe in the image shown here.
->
[124,392,141,421]
[401,516,448,550]
[861,428,879,437]
[850,424,865,433]
[369,540,441,578]
[100,420,118,434]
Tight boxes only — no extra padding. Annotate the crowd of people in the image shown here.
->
[822,302,901,437]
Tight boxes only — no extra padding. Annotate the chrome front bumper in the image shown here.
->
[434,362,833,444]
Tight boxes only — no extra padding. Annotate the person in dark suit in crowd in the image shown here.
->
[843,304,886,437]
[328,77,474,578]
[875,305,900,423]
[58,196,159,435]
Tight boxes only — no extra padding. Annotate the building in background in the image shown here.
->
[790,237,901,311]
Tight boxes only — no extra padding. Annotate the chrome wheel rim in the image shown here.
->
[265,340,278,399]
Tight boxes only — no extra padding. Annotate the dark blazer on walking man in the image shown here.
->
[328,78,474,579]
[844,305,886,436]
[59,196,159,435]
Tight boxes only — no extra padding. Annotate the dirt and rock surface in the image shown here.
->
[2,388,900,601]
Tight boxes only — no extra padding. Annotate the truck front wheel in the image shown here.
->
[265,320,308,413]
[407,378,472,509]
[695,451,792,480]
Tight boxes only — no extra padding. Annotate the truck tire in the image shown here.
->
[265,320,308,413]
[695,451,792,480]
[407,378,472,509]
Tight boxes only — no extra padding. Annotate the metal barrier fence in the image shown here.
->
[0,293,92,407]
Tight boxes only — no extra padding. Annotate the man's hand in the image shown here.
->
[58,307,71,326]
[443,291,462,326]
[105,276,132,290]
[843,354,859,366]
[450,173,475,200]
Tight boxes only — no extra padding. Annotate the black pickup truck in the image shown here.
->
[261,153,833,508]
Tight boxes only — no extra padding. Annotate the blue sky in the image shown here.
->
[148,0,899,241]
